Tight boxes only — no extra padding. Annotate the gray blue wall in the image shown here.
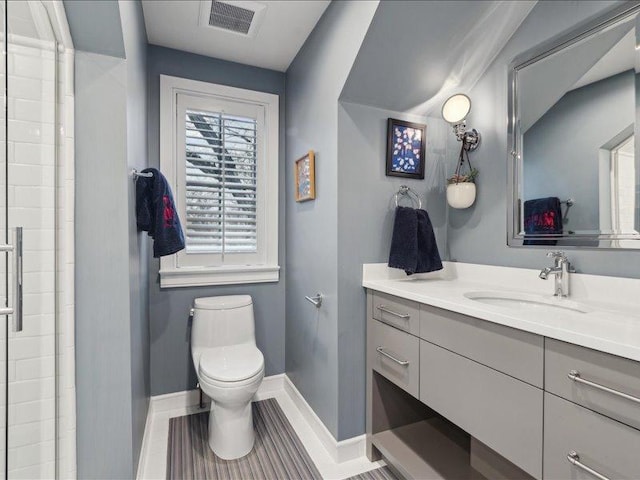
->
[75,51,134,479]
[63,0,125,58]
[285,0,379,441]
[449,0,640,278]
[524,71,634,233]
[336,102,451,439]
[146,45,287,396]
[121,0,150,473]
[341,0,494,112]
[72,0,149,477]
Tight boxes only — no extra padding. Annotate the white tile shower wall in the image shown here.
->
[7,40,56,480]
[3,38,76,480]
[7,39,56,478]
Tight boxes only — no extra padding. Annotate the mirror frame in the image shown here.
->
[508,1,640,249]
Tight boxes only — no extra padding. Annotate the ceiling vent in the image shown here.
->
[199,1,267,38]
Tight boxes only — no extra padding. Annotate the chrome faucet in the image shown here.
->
[539,251,574,297]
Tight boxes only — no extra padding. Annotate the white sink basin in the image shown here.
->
[464,291,593,314]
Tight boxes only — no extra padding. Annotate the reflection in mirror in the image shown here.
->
[509,4,640,248]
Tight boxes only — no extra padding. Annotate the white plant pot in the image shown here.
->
[447,182,476,209]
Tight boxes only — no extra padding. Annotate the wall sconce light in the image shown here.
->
[441,93,480,151]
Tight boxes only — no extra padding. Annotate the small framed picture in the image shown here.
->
[386,118,426,179]
[295,150,316,202]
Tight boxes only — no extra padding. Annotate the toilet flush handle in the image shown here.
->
[187,308,195,342]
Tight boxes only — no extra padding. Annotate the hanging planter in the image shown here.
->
[447,143,478,209]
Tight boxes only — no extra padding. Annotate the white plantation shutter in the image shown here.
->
[160,76,279,287]
[184,110,258,254]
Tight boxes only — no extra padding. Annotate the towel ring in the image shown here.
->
[394,185,422,209]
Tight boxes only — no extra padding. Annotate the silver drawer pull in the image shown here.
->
[567,451,610,480]
[376,305,410,319]
[568,370,640,405]
[376,347,409,366]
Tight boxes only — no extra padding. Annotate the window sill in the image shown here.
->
[159,265,280,288]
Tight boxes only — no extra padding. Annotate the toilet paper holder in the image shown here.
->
[305,293,323,308]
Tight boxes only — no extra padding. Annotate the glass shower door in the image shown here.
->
[0,0,7,476]
[3,0,58,477]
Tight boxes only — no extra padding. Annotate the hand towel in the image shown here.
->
[136,168,186,257]
[523,197,562,246]
[388,206,443,275]
[415,209,443,273]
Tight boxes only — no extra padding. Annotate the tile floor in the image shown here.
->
[138,387,385,480]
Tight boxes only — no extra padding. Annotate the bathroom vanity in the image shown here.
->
[363,262,640,480]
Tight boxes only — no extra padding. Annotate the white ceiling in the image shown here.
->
[141,0,330,72]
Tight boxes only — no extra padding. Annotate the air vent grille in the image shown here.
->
[209,1,255,35]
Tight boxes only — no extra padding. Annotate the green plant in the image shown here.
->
[448,168,478,184]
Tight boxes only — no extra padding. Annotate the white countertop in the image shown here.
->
[363,262,640,362]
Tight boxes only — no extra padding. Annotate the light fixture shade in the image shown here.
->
[442,94,472,124]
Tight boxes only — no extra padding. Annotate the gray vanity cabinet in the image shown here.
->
[366,289,640,480]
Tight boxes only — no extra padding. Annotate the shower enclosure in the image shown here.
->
[0,1,75,478]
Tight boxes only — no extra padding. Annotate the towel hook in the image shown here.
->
[305,293,323,308]
[394,185,422,209]
[131,169,153,181]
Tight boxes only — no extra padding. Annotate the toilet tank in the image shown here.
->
[191,295,255,350]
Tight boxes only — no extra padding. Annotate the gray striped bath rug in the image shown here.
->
[167,398,322,479]
[345,467,398,480]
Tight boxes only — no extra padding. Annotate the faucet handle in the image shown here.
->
[547,251,566,259]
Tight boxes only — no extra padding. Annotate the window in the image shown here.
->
[160,75,279,287]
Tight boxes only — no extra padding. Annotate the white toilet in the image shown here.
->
[191,295,265,460]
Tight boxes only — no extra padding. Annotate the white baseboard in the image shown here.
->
[149,373,287,412]
[283,375,365,464]
[143,373,364,466]
[136,397,154,480]
[255,373,286,398]
[149,388,207,413]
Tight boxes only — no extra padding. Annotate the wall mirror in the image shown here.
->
[508,3,640,248]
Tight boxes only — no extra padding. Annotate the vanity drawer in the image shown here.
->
[545,339,640,430]
[544,392,640,480]
[372,291,419,336]
[419,304,544,387]
[369,318,419,398]
[419,340,543,479]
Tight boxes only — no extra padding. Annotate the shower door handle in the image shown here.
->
[13,227,22,332]
[0,227,23,332]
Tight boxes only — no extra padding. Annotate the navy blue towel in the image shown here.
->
[136,168,185,258]
[523,197,562,246]
[388,206,443,275]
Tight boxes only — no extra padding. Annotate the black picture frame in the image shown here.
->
[385,118,426,179]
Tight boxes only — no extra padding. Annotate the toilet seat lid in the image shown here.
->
[199,344,264,382]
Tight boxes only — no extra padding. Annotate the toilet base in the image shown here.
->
[208,400,255,460]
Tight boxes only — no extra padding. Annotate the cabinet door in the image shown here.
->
[545,338,640,430]
[420,304,543,387]
[372,291,420,336]
[370,319,420,398]
[544,392,640,480]
[420,340,543,479]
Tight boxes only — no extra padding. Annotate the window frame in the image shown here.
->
[159,74,279,288]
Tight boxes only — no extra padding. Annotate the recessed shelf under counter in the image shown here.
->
[363,262,640,362]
